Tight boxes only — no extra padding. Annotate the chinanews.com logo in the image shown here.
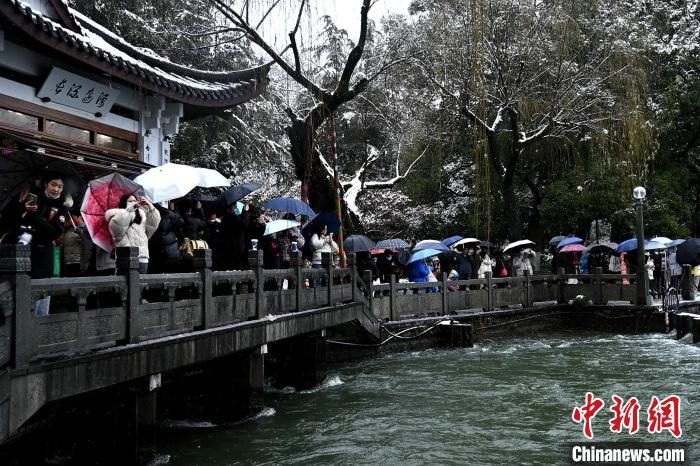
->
[568,392,688,464]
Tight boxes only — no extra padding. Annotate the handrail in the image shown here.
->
[0,245,651,368]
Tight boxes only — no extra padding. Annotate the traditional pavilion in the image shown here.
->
[0,0,269,175]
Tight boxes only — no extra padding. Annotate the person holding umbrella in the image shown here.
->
[311,224,339,269]
[105,193,160,274]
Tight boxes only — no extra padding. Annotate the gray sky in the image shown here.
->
[256,0,410,51]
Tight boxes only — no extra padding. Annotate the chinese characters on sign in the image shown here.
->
[37,67,120,115]
[572,392,682,439]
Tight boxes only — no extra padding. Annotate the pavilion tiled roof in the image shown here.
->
[0,0,270,109]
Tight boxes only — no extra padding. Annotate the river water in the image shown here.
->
[155,332,698,465]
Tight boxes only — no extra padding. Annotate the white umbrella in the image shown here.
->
[264,219,300,236]
[503,239,536,253]
[134,162,200,203]
[198,168,230,188]
[650,236,672,245]
[452,237,480,248]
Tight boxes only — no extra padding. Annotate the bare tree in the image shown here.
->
[210,0,404,215]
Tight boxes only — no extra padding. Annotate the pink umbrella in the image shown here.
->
[560,243,587,253]
[80,173,142,252]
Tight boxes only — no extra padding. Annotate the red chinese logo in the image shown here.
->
[573,394,682,439]
[647,395,682,438]
[572,392,605,439]
[609,395,640,434]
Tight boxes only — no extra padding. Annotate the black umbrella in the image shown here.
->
[345,234,375,253]
[549,235,567,246]
[676,238,700,267]
[221,182,262,205]
[0,149,81,212]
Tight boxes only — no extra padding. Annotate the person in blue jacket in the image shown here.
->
[408,257,432,292]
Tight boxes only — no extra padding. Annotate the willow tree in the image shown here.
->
[406,0,649,240]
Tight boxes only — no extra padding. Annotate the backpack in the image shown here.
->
[180,237,209,260]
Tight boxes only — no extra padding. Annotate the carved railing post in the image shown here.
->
[193,249,212,329]
[0,244,31,368]
[363,270,374,317]
[593,267,604,305]
[117,247,141,344]
[322,252,333,306]
[347,253,357,303]
[248,250,264,319]
[389,274,398,321]
[441,272,448,315]
[485,271,493,312]
[524,270,532,308]
[290,251,303,312]
[681,265,692,301]
[557,267,567,304]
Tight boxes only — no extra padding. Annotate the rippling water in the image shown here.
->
[156,332,699,465]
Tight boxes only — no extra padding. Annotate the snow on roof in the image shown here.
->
[3,0,270,108]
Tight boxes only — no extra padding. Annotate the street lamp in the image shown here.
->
[633,186,651,305]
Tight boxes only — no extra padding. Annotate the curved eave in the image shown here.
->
[0,1,270,109]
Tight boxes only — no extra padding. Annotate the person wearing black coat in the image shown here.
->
[204,213,225,270]
[148,204,183,273]
[180,199,206,240]
[8,175,69,278]
[221,203,250,270]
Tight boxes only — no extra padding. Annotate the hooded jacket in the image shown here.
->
[105,203,160,264]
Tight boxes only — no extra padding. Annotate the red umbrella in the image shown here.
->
[560,243,587,253]
[80,173,142,252]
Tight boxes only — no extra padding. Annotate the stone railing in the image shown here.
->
[0,245,358,368]
[0,244,656,369]
[360,267,641,321]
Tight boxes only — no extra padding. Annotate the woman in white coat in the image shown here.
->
[105,193,161,273]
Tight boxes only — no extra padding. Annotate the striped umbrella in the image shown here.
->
[376,238,410,249]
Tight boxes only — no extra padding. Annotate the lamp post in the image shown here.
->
[633,186,651,305]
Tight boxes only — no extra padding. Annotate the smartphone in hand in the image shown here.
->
[26,193,38,206]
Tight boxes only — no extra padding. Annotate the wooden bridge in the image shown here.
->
[0,243,692,445]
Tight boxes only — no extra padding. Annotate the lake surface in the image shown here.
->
[155,332,698,465]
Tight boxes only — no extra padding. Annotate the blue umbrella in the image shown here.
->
[442,235,463,247]
[414,240,452,253]
[557,236,584,249]
[263,197,316,217]
[408,248,444,264]
[616,239,667,253]
[376,238,409,249]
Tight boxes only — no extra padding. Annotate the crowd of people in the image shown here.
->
[0,173,330,279]
[1,173,697,299]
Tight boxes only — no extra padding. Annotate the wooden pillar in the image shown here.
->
[676,315,688,340]
[441,271,448,315]
[291,251,303,312]
[681,265,692,301]
[0,244,31,368]
[363,270,374,317]
[322,252,333,306]
[249,346,265,414]
[485,271,493,312]
[693,318,700,344]
[193,249,213,329]
[248,250,264,319]
[557,267,567,304]
[593,267,604,305]
[116,247,141,344]
[389,274,398,321]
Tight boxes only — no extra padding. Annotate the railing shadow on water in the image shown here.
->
[0,244,647,369]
